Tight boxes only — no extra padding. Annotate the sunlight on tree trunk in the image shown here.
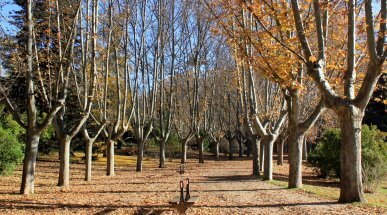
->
[58,139,71,187]
[20,132,40,195]
[338,106,364,203]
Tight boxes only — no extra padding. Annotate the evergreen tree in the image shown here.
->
[363,74,387,131]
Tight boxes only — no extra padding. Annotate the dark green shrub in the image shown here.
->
[1,111,25,138]
[147,137,158,150]
[36,113,56,155]
[166,133,180,157]
[307,128,341,178]
[144,132,181,157]
[39,124,56,155]
[307,125,387,193]
[203,136,211,152]
[361,125,387,193]
[0,124,24,175]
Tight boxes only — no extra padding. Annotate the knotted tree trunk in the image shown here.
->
[228,138,234,160]
[251,135,260,176]
[20,131,40,194]
[277,139,284,165]
[259,143,264,171]
[159,139,167,168]
[181,141,187,164]
[288,133,304,188]
[238,137,243,158]
[136,140,145,172]
[338,106,364,203]
[85,140,93,181]
[198,136,205,164]
[58,138,71,187]
[302,137,308,160]
[263,136,275,180]
[107,139,115,176]
[214,141,220,161]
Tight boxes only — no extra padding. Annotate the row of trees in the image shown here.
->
[0,0,239,195]
[207,0,385,203]
[0,0,385,204]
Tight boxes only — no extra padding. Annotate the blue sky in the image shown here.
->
[0,2,21,35]
[0,1,382,35]
[0,2,21,76]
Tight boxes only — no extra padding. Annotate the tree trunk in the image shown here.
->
[214,141,219,161]
[288,133,304,188]
[302,137,308,160]
[284,142,288,153]
[228,138,233,160]
[107,140,115,176]
[246,138,251,157]
[338,107,364,203]
[85,140,92,181]
[198,138,204,164]
[58,138,71,187]
[20,131,40,195]
[277,139,284,166]
[252,136,260,176]
[263,136,274,180]
[238,139,243,158]
[181,140,187,164]
[159,139,166,168]
[136,140,144,171]
[259,141,264,171]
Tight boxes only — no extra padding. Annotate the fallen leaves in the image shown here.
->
[0,155,385,214]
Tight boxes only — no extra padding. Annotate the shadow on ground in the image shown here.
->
[205,174,259,182]
[0,199,340,214]
[273,172,340,188]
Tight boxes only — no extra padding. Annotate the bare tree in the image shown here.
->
[53,0,100,188]
[132,0,158,172]
[0,0,82,194]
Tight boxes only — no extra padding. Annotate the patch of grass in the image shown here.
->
[267,179,387,209]
[380,187,387,195]
[267,179,287,188]
[39,151,162,167]
[301,184,339,200]
[94,154,162,168]
[267,179,338,199]
[95,154,138,165]
[364,187,387,208]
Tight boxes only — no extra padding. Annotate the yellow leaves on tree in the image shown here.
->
[309,56,317,63]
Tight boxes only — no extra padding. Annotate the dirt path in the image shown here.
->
[0,156,384,214]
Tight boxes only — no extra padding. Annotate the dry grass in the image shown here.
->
[271,159,387,209]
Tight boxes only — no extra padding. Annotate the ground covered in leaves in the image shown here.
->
[0,153,386,214]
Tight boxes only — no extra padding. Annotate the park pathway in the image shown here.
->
[0,156,383,214]
[183,159,373,214]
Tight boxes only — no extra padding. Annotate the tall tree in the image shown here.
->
[132,0,158,172]
[0,0,81,194]
[289,0,386,202]
[53,0,100,188]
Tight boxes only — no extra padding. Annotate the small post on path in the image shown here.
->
[179,164,185,175]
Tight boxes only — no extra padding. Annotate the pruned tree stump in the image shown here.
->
[178,164,186,175]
